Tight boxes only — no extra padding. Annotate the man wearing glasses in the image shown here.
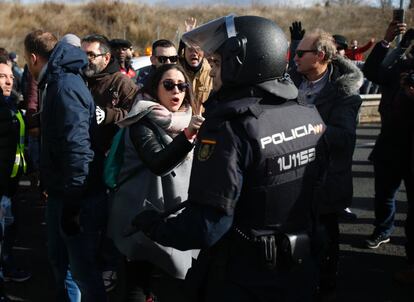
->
[81,34,138,153]
[136,39,178,88]
[289,27,363,299]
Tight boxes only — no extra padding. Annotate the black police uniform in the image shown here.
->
[145,85,325,301]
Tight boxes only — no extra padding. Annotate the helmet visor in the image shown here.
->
[181,14,237,55]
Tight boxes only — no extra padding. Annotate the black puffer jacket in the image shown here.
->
[363,42,414,163]
[129,118,194,176]
[290,56,363,213]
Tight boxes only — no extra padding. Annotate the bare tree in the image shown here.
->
[409,0,414,9]
[330,0,366,5]
[378,0,393,8]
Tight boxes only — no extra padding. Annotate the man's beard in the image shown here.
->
[84,63,100,77]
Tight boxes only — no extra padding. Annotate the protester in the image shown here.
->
[136,39,177,88]
[178,17,213,114]
[363,21,409,250]
[108,63,203,301]
[0,57,28,302]
[289,26,363,299]
[110,38,137,80]
[24,30,107,301]
[346,38,375,61]
[81,34,139,153]
[0,57,31,286]
[363,20,414,283]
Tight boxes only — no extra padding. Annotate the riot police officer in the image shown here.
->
[130,15,326,301]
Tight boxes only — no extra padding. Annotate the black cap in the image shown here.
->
[333,34,348,49]
[110,39,132,49]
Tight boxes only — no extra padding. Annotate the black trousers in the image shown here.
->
[122,259,188,302]
[318,213,340,291]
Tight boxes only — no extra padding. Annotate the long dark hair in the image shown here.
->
[141,64,195,112]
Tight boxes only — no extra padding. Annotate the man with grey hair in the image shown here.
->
[289,27,363,299]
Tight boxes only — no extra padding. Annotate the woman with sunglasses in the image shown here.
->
[108,63,204,302]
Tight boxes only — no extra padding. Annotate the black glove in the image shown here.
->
[289,21,305,41]
[131,210,162,236]
[61,201,81,236]
[400,28,414,49]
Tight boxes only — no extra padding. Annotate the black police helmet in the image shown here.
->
[217,16,289,87]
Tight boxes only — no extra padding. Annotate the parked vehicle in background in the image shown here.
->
[131,56,151,71]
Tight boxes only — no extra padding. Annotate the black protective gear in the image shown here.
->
[182,15,290,87]
[289,21,306,41]
[218,16,289,87]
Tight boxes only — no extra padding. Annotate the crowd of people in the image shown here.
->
[0,13,412,302]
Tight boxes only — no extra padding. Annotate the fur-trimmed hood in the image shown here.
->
[328,55,364,96]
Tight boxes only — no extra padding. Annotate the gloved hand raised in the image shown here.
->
[289,21,305,41]
[130,209,162,237]
[186,115,205,136]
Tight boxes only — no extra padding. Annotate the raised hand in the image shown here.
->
[185,17,197,32]
[289,21,305,41]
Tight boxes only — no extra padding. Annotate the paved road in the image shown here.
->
[4,123,414,301]
[337,123,412,302]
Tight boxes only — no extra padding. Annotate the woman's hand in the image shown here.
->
[186,115,205,137]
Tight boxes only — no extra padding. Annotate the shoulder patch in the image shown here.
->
[198,139,216,161]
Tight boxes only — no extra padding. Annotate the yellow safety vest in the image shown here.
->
[10,111,27,178]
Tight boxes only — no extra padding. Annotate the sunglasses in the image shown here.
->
[295,49,318,58]
[86,52,107,60]
[162,80,189,92]
[156,55,179,64]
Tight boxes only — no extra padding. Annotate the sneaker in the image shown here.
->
[365,233,390,249]
[102,270,117,292]
[340,208,358,221]
[3,268,32,282]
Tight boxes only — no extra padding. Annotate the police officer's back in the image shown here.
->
[130,15,326,302]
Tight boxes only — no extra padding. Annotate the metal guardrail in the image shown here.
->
[359,94,381,123]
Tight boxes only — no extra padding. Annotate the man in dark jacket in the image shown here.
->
[81,34,139,292]
[0,58,31,286]
[363,21,414,283]
[289,28,363,297]
[109,38,137,81]
[0,58,28,302]
[24,30,107,301]
[81,34,138,153]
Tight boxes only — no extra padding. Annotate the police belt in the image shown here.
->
[232,226,311,270]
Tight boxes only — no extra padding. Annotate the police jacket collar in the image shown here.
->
[204,86,286,120]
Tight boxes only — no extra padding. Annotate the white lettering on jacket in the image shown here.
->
[260,124,324,149]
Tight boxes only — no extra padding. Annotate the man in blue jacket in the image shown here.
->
[24,30,107,301]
